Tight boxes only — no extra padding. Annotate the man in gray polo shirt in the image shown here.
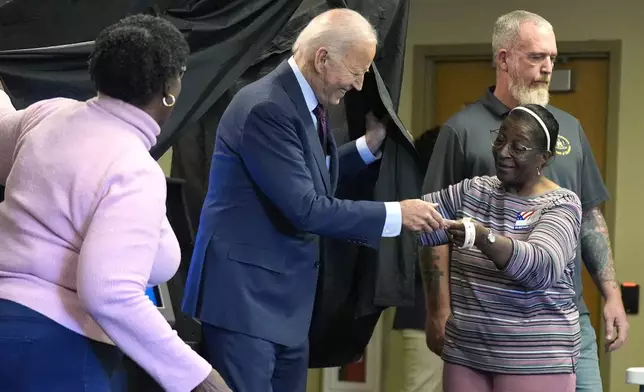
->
[417,10,629,392]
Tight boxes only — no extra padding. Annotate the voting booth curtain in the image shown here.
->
[0,0,418,368]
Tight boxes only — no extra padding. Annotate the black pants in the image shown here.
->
[0,299,127,392]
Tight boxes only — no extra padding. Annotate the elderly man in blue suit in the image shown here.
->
[182,8,443,392]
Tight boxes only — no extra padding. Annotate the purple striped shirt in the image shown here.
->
[420,176,582,374]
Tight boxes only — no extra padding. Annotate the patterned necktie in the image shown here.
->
[312,104,327,151]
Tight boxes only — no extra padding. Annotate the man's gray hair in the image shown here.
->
[293,8,378,59]
[492,10,553,57]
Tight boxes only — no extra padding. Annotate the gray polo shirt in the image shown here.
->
[425,86,608,316]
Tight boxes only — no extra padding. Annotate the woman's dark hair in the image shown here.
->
[89,14,189,107]
[505,104,559,153]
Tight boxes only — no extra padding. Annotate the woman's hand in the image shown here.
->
[193,369,232,392]
[445,219,485,248]
[446,218,515,270]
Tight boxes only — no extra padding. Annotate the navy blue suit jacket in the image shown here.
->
[181,61,387,347]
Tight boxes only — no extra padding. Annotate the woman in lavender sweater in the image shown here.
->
[420,104,582,392]
[0,15,229,392]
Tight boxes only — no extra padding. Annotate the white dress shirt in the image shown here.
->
[287,57,402,237]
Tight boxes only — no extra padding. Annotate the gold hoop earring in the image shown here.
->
[162,94,176,107]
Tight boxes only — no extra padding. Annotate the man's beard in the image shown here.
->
[508,66,550,106]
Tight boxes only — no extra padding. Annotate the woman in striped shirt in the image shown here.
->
[420,104,581,392]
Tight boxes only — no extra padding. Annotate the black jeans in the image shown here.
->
[0,299,127,392]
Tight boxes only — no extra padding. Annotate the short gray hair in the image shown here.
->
[492,10,553,57]
[293,8,378,60]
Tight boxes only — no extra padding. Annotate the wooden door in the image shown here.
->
[426,57,610,342]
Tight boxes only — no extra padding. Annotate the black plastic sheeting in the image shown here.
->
[172,0,411,226]
[0,0,305,157]
[0,0,418,368]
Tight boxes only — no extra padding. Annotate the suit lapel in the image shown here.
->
[275,61,331,193]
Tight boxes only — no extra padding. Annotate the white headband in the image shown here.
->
[510,106,550,150]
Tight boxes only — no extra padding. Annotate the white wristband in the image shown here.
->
[459,217,476,250]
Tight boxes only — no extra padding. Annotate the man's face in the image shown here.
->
[505,22,557,106]
[315,42,375,106]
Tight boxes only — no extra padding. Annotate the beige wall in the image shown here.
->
[157,149,173,175]
[313,0,644,391]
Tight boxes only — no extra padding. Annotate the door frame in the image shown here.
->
[411,41,622,388]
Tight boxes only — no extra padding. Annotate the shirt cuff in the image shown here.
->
[356,135,381,164]
[382,202,402,237]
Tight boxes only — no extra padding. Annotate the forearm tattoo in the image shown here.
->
[580,207,618,292]
[420,250,444,307]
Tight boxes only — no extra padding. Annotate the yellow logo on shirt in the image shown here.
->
[555,135,571,156]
